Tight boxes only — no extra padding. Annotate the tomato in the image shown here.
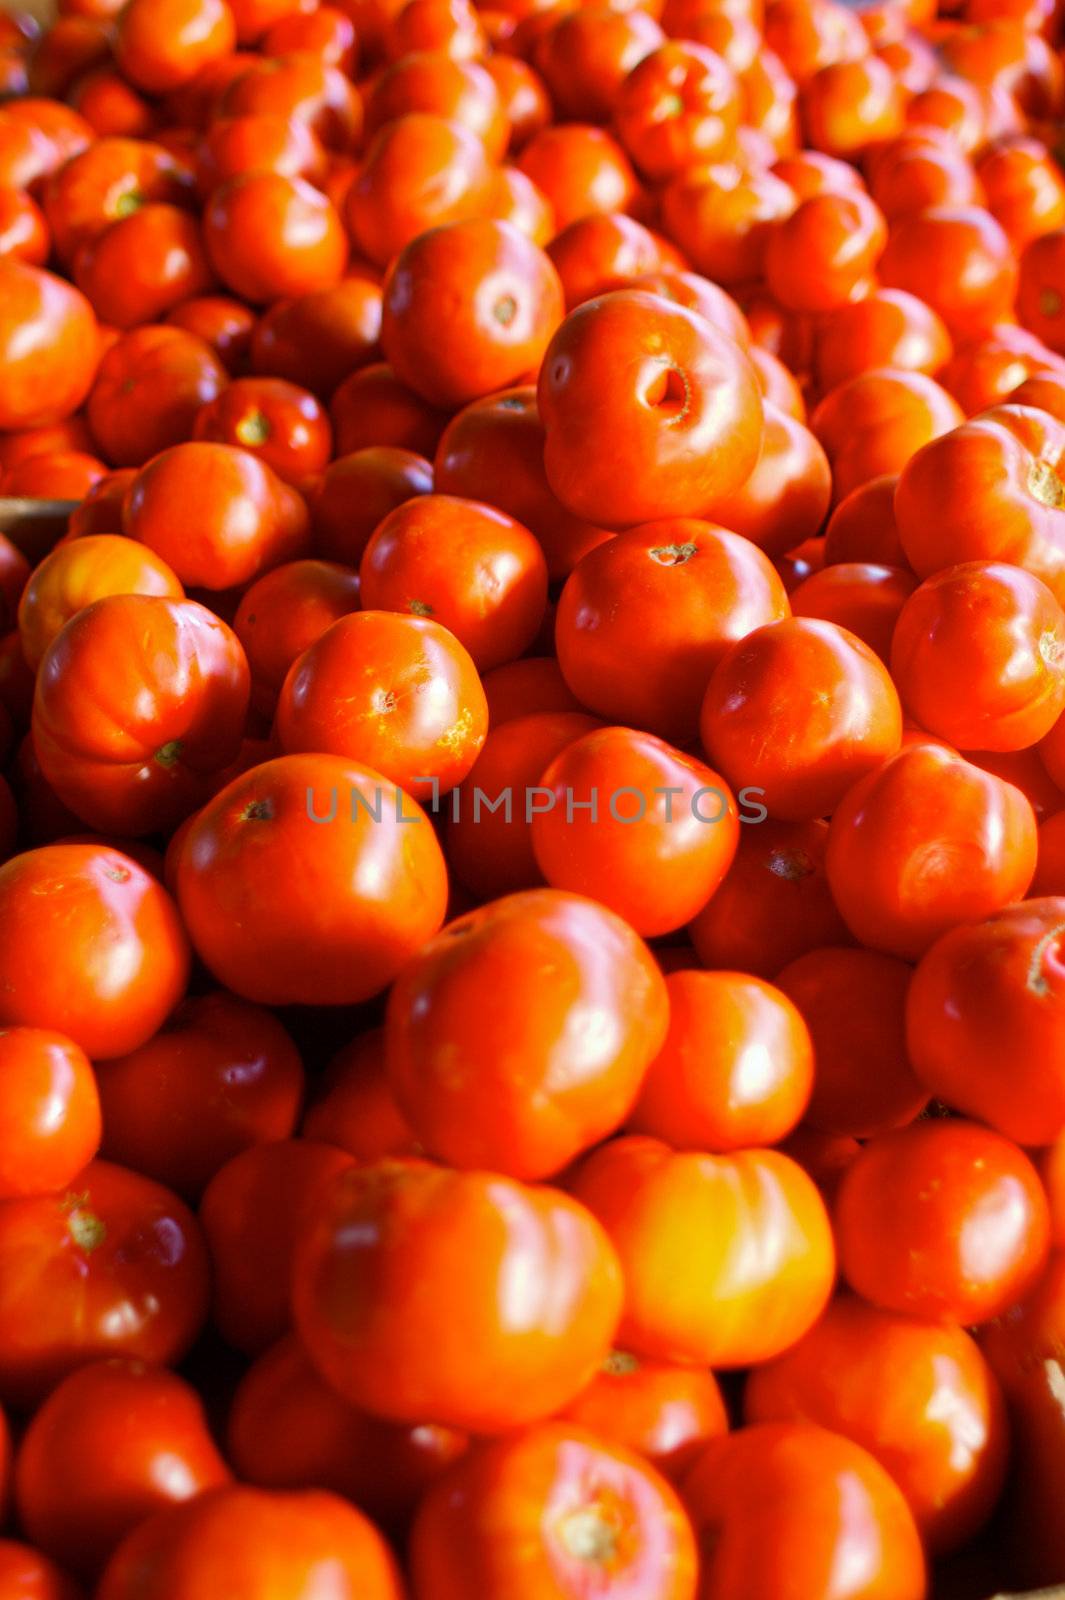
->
[96,1486,405,1600]
[811,288,952,395]
[385,889,667,1177]
[1012,367,1065,421]
[710,403,832,557]
[218,52,361,152]
[906,896,1065,1145]
[0,186,49,264]
[559,1351,728,1480]
[204,172,346,305]
[879,204,1018,341]
[114,0,234,92]
[811,367,964,502]
[0,260,97,431]
[359,493,548,671]
[939,324,1065,416]
[0,1543,81,1600]
[0,844,188,1059]
[615,41,740,180]
[228,1334,466,1528]
[529,727,739,935]
[775,947,928,1137]
[176,753,447,1005]
[0,100,92,191]
[124,440,310,590]
[410,1423,697,1600]
[569,1136,835,1367]
[837,1118,1050,1325]
[15,1359,230,1578]
[1017,227,1065,353]
[95,992,302,1199]
[311,447,431,568]
[789,562,917,663]
[766,191,886,315]
[193,376,331,485]
[681,1423,927,1600]
[231,556,360,714]
[32,594,249,837]
[293,1158,622,1432]
[890,560,1065,751]
[330,361,450,457]
[826,743,1036,960]
[0,1029,100,1202]
[381,218,563,409]
[627,968,812,1150]
[18,537,183,673]
[199,1139,354,1355]
[86,325,227,468]
[277,609,487,793]
[894,405,1065,602]
[366,53,507,159]
[302,1030,418,1161]
[347,114,492,267]
[250,278,383,398]
[72,204,213,330]
[539,289,763,528]
[701,616,902,821]
[194,112,328,196]
[869,132,983,223]
[0,1160,208,1408]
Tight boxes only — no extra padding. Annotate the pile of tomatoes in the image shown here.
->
[1,0,1065,1594]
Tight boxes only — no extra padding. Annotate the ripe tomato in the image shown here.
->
[199,1139,354,1355]
[701,616,902,821]
[381,218,563,409]
[826,742,1037,959]
[0,1028,100,1201]
[433,387,611,582]
[709,403,832,557]
[410,1423,699,1600]
[277,610,487,793]
[124,440,310,590]
[302,1031,418,1162]
[95,992,302,1199]
[1,451,105,502]
[558,1350,727,1480]
[96,1486,405,1600]
[681,1423,927,1600]
[555,520,788,742]
[347,114,492,267]
[250,277,383,398]
[86,325,226,467]
[745,1295,1008,1554]
[330,361,450,457]
[891,560,1065,751]
[880,204,1019,340]
[0,1159,208,1407]
[894,404,1065,604]
[73,205,213,329]
[811,287,952,395]
[0,844,188,1058]
[539,289,764,527]
[204,171,346,304]
[615,41,740,180]
[310,447,432,568]
[939,325,1065,417]
[529,727,740,936]
[766,190,886,314]
[660,165,795,288]
[385,889,668,1177]
[19,537,182,672]
[811,367,964,502]
[789,561,917,663]
[14,1359,230,1577]
[627,968,812,1150]
[359,493,548,671]
[228,1334,466,1529]
[32,595,249,837]
[229,557,359,714]
[114,0,234,92]
[836,1119,1050,1324]
[176,753,447,1005]
[1017,226,1065,352]
[366,54,507,159]
[0,260,97,430]
[0,1542,81,1600]
[570,1136,835,1367]
[41,137,192,267]
[906,897,1065,1145]
[293,1158,623,1432]
[193,375,331,484]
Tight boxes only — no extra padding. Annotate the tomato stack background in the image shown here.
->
[1,0,1065,1593]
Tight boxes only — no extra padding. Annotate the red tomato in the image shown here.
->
[193,375,332,484]
[96,1486,405,1600]
[680,1423,927,1600]
[0,260,98,430]
[203,171,347,305]
[293,1158,623,1432]
[301,1030,419,1162]
[231,557,361,715]
[276,610,488,795]
[0,1028,101,1200]
[32,595,250,837]
[199,1139,354,1355]
[86,325,226,468]
[176,754,448,1005]
[311,447,432,566]
[627,968,813,1150]
[18,535,183,672]
[0,1159,209,1408]
[14,1359,230,1577]
[559,1350,728,1480]
[0,1542,81,1600]
[570,1136,835,1367]
[0,844,189,1059]
[115,0,235,92]
[96,992,303,1199]
[228,1334,466,1529]
[836,1119,1051,1324]
[250,278,383,399]
[410,1423,699,1600]
[385,889,668,1178]
[826,743,1037,960]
